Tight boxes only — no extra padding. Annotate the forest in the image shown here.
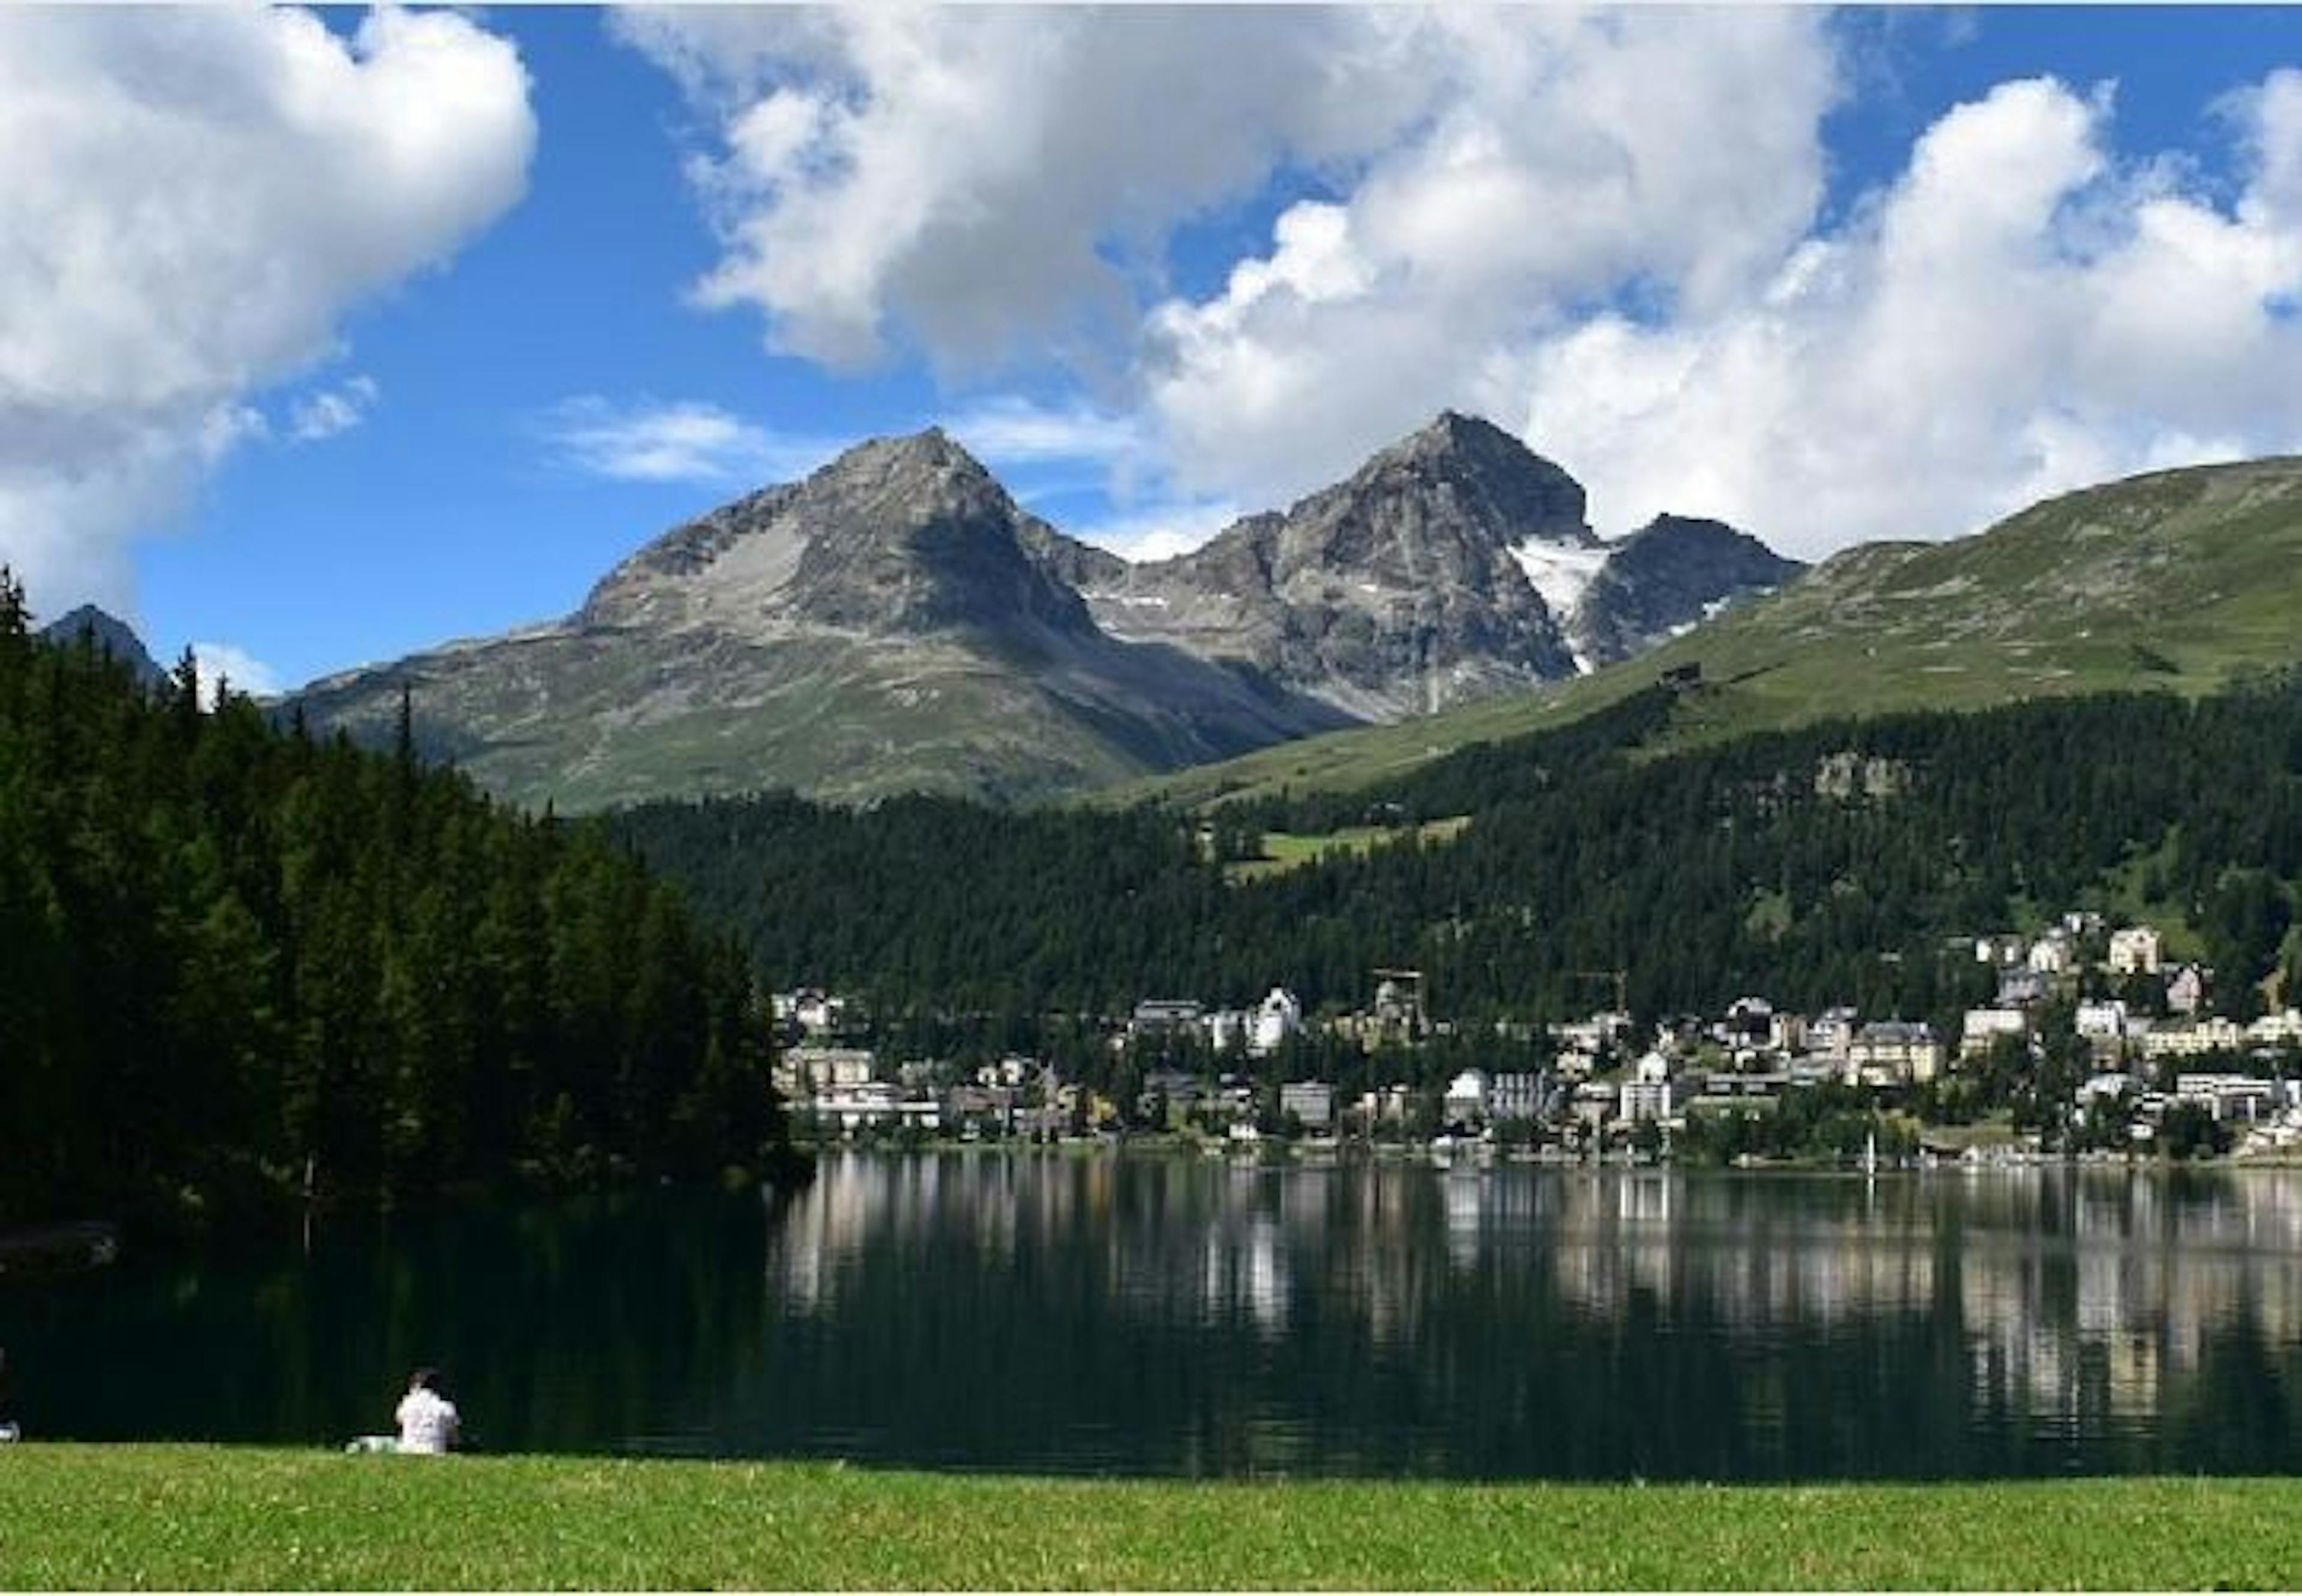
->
[616,674,2302,1043]
[0,574,787,1231]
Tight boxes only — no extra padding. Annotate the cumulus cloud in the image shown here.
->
[1512,74,2302,554]
[633,9,2302,566]
[188,641,282,707]
[614,5,1439,372]
[0,6,534,617]
[1143,9,1842,508]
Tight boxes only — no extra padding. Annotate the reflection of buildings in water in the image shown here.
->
[770,1156,2302,1450]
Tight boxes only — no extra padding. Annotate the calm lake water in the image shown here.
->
[5,1153,2301,1480]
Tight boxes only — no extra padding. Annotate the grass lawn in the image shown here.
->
[3,1445,2300,1589]
[1225,818,1469,883]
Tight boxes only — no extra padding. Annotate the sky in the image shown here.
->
[7,5,2302,695]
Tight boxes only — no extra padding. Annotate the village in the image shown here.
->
[770,912,2302,1164]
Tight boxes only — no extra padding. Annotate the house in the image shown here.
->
[1845,1021,1943,1085]
[2108,925,2164,976]
[814,1081,939,1136]
[772,987,851,1036]
[1279,1081,1336,1132]
[2141,1017,2247,1061]
[1619,1052,1674,1123]
[1130,998,1204,1039]
[1807,1007,1860,1060]
[1355,1084,1412,1126]
[1996,968,2051,1007]
[2248,1009,2302,1048]
[2075,999,2128,1040]
[778,1045,876,1097]
[2077,1072,2139,1106]
[1487,1072,1546,1121]
[1249,988,1301,1056]
[1721,997,1774,1045]
[1443,1069,1489,1126]
[2165,964,2208,1015]
[1975,934,2026,967]
[2174,1073,2282,1121]
[2027,934,2073,976]
[1960,1007,2029,1057]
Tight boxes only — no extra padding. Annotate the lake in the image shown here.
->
[4,1153,2299,1480]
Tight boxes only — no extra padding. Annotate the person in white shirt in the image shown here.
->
[394,1368,460,1455]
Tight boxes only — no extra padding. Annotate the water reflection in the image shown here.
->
[4,1158,2298,1479]
[762,1155,2302,1479]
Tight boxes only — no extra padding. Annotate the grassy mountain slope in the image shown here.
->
[1105,457,2302,810]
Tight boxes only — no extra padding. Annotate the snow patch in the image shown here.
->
[1508,538,1609,619]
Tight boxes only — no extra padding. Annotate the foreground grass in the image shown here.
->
[4,1447,2301,1589]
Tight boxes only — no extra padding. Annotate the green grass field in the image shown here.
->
[1224,817,1469,882]
[3,1446,2300,1589]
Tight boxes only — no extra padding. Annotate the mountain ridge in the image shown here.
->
[291,414,1798,809]
[1107,453,2302,811]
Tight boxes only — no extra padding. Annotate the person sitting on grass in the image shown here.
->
[394,1368,460,1455]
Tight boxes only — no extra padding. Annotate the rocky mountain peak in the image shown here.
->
[1321,411,1594,551]
[38,603,164,686]
[581,424,1092,644]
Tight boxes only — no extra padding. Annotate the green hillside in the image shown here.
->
[1107,457,2302,810]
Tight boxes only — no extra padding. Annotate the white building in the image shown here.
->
[1961,1007,2030,1056]
[1619,1052,1675,1123]
[1808,1007,1860,1060]
[1488,1072,1546,1121]
[1279,1080,1335,1130]
[1249,988,1301,1056]
[2142,1018,2248,1061]
[1444,1069,1489,1125]
[2174,1073,2283,1121]
[2165,964,2208,1015]
[1846,1022,1943,1085]
[2027,934,2073,976]
[2248,1009,2302,1048]
[2108,926,2164,976]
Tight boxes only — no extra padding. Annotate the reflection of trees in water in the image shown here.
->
[26,1160,2295,1474]
[765,1158,2302,1478]
[0,1190,778,1451]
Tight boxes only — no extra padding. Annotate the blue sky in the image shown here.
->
[7,6,2302,693]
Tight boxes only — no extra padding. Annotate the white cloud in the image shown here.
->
[614,6,1438,373]
[1070,499,1248,567]
[0,7,534,617]
[542,396,838,485]
[288,375,381,443]
[188,641,281,707]
[1140,8,1842,508]
[938,397,1143,469]
[1511,74,2302,555]
[631,11,2302,566]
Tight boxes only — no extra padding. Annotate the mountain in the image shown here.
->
[294,431,1354,810]
[1110,454,2302,810]
[37,604,164,687]
[292,417,1798,810]
[1566,514,1805,668]
[1074,412,1594,717]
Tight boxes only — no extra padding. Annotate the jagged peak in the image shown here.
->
[819,425,993,485]
[1359,409,1546,470]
